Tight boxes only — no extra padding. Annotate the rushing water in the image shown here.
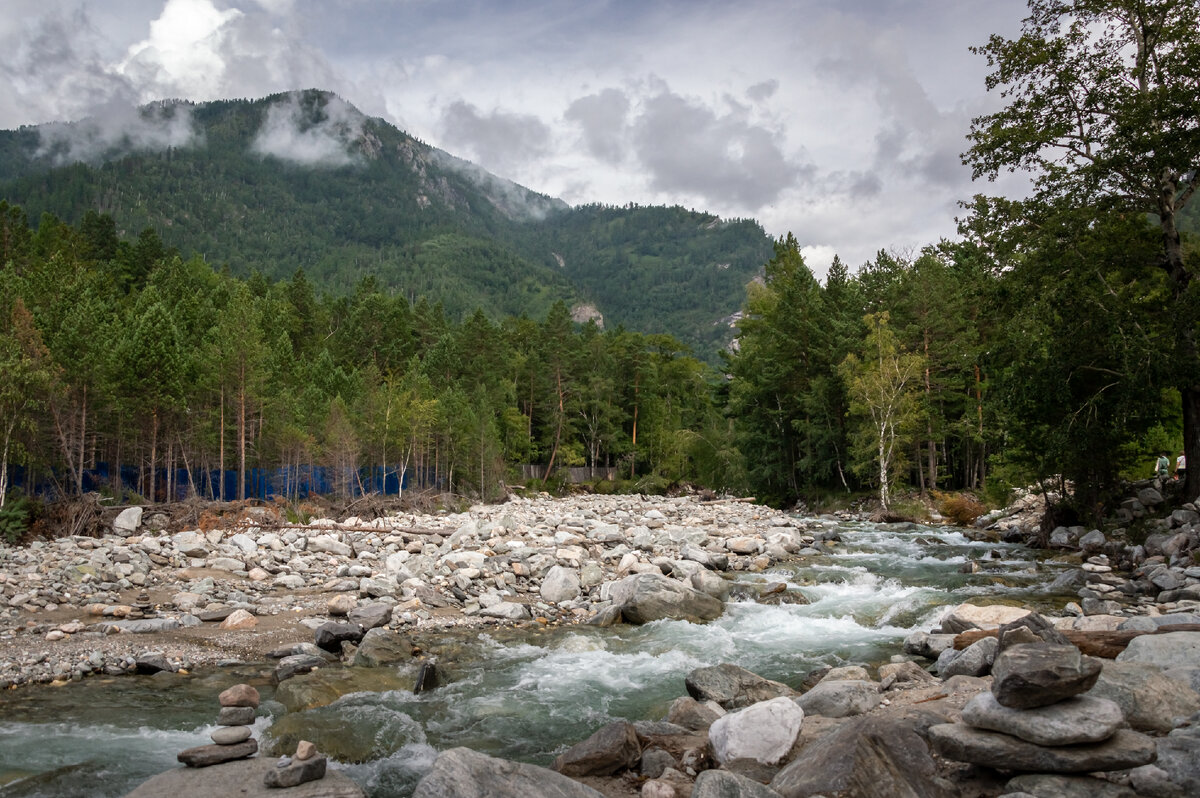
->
[0,519,1067,797]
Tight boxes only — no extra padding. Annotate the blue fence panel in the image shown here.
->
[8,463,415,501]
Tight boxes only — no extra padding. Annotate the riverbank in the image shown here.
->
[5,488,1200,797]
[0,493,855,689]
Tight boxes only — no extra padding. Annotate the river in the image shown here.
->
[0,518,1065,797]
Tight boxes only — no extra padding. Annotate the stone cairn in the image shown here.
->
[177,683,260,767]
[265,739,327,789]
[928,615,1158,777]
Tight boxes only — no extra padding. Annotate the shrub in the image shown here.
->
[938,492,987,526]
[0,497,31,544]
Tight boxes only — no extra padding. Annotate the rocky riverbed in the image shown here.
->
[3,486,1200,797]
[0,493,846,688]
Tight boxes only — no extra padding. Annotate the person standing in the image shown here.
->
[1156,452,1171,488]
[1176,451,1187,482]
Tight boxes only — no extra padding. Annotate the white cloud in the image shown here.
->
[119,0,242,99]
[250,91,363,167]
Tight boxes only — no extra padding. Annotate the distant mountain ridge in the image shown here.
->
[0,89,774,358]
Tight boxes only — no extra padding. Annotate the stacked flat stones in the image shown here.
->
[177,684,259,767]
[265,739,327,788]
[929,615,1157,775]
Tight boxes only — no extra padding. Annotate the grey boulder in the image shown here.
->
[939,636,998,678]
[1087,660,1200,733]
[961,691,1123,746]
[351,628,414,668]
[771,715,951,798]
[990,643,1101,709]
[928,724,1155,773]
[794,679,880,718]
[693,769,784,798]
[551,720,641,777]
[603,572,723,624]
[413,747,604,798]
[1116,631,1200,670]
[685,663,794,710]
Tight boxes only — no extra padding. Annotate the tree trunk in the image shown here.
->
[878,423,889,509]
[238,363,247,502]
[149,409,158,503]
[218,384,225,501]
[544,367,564,481]
[1184,385,1200,501]
[0,417,13,510]
[76,386,87,495]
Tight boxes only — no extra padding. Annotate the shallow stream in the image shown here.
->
[0,519,1067,797]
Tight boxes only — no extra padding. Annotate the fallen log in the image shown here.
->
[953,624,1200,658]
[699,497,757,505]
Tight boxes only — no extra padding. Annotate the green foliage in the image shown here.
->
[0,495,30,543]
[726,234,854,505]
[839,312,926,509]
[965,0,1200,506]
[0,92,773,361]
[0,204,735,504]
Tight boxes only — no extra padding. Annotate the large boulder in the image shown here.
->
[273,653,328,684]
[272,667,412,714]
[1086,660,1200,733]
[794,679,880,718]
[1003,774,1137,798]
[125,756,364,798]
[928,724,1156,773]
[113,506,143,535]
[1117,631,1200,669]
[685,663,795,710]
[414,747,605,798]
[708,697,805,766]
[996,612,1071,651]
[314,621,365,653]
[939,637,998,678]
[990,643,1102,709]
[551,721,641,777]
[693,769,785,798]
[939,603,1030,635]
[540,566,582,603]
[666,696,723,731]
[1129,723,1200,798]
[603,573,723,624]
[770,715,951,798]
[351,628,414,668]
[347,603,392,630]
[961,691,1123,746]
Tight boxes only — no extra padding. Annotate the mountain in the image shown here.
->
[0,90,774,358]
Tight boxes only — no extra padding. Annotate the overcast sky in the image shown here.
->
[0,0,1031,277]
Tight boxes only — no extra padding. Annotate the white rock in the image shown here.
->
[540,566,582,603]
[709,697,805,765]
[113,507,143,535]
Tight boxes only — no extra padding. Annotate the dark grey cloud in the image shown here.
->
[631,88,808,210]
[439,100,552,174]
[564,88,630,164]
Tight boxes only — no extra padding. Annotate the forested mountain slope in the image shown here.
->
[0,90,773,358]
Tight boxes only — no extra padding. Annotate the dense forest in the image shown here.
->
[0,90,774,359]
[0,0,1197,537]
